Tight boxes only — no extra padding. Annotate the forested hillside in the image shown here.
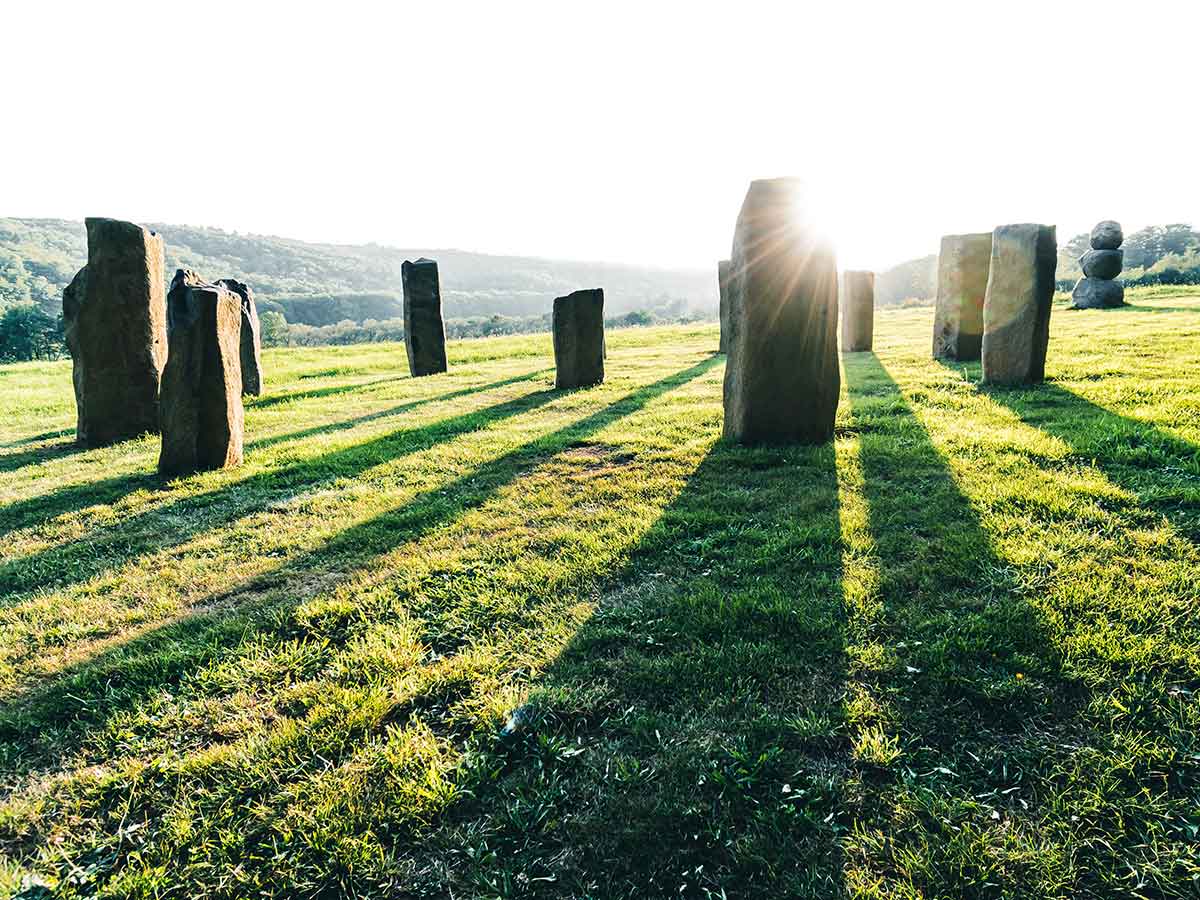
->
[0,218,715,324]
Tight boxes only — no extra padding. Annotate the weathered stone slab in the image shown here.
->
[722,177,839,444]
[1072,277,1125,309]
[718,259,732,353]
[981,224,1057,385]
[1080,248,1123,280]
[158,270,245,476]
[841,270,875,352]
[217,279,263,396]
[552,289,605,389]
[402,258,447,376]
[1090,220,1123,250]
[932,232,992,361]
[62,218,167,447]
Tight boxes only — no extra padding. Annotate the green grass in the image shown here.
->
[1,290,1199,898]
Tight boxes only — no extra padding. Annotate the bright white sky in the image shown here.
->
[5,1,1198,271]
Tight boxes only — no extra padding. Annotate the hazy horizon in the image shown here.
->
[8,1,1198,271]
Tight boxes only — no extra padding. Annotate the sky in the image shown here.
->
[5,0,1199,271]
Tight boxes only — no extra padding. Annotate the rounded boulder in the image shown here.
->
[1090,220,1123,250]
[1080,248,1123,280]
[1072,277,1125,309]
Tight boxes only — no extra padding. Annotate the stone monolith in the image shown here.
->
[981,224,1057,385]
[402,258,447,376]
[217,279,263,396]
[841,270,875,352]
[158,270,245,476]
[552,289,605,389]
[718,259,732,353]
[722,178,839,444]
[933,232,992,361]
[62,218,167,447]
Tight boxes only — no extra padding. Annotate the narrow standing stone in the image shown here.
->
[217,279,263,396]
[981,224,1057,385]
[552,289,605,389]
[718,259,733,353]
[932,232,992,361]
[402,258,447,376]
[841,270,875,352]
[158,270,245,476]
[722,178,839,444]
[62,217,167,447]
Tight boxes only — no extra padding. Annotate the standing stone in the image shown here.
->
[1072,220,1126,309]
[718,259,733,353]
[932,232,992,361]
[722,178,839,444]
[401,258,448,376]
[981,224,1057,385]
[62,218,167,447]
[217,279,263,396]
[552,289,605,389]
[158,270,244,476]
[841,270,875,352]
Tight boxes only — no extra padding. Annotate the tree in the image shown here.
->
[259,310,290,347]
[0,303,63,361]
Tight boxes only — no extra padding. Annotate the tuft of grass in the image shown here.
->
[1,300,1199,898]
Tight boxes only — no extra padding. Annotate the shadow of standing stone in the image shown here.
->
[402,258,448,377]
[158,270,245,476]
[552,289,605,389]
[217,279,263,396]
[722,177,839,444]
[981,224,1057,385]
[841,270,874,352]
[62,218,167,447]
[932,232,991,361]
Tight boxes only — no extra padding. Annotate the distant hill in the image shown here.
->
[0,218,716,325]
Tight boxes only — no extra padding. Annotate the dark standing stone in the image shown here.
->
[1090,220,1123,250]
[217,279,263,396]
[722,178,839,444]
[402,258,447,376]
[552,289,605,389]
[932,232,992,361]
[158,270,245,476]
[841,270,875,352]
[1072,277,1125,309]
[62,218,167,447]
[981,224,1057,385]
[1080,248,1123,280]
[718,259,733,353]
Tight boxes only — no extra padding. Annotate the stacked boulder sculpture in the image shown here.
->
[981,224,1057,385]
[217,279,263,395]
[552,288,606,388]
[158,270,245,476]
[1072,221,1125,308]
[402,258,448,376]
[933,232,992,361]
[717,259,733,353]
[841,270,874,352]
[723,177,839,444]
[62,218,168,447]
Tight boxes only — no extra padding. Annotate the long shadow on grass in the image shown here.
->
[0,370,549,545]
[982,380,1200,543]
[436,439,848,895]
[248,375,406,409]
[0,357,721,786]
[0,438,84,475]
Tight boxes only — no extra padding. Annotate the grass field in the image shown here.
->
[1,290,1199,899]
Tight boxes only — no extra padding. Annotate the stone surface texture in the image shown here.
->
[217,279,263,395]
[932,232,992,361]
[402,258,448,376]
[841,270,875,352]
[552,288,605,389]
[718,259,733,353]
[981,224,1057,385]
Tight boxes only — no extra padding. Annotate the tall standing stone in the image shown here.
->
[841,270,875,352]
[402,258,448,376]
[158,270,244,476]
[718,259,733,353]
[981,224,1057,385]
[217,279,263,396]
[722,178,839,444]
[932,232,992,361]
[62,218,167,447]
[552,289,605,389]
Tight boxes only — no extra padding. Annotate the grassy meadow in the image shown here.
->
[1,290,1199,898]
